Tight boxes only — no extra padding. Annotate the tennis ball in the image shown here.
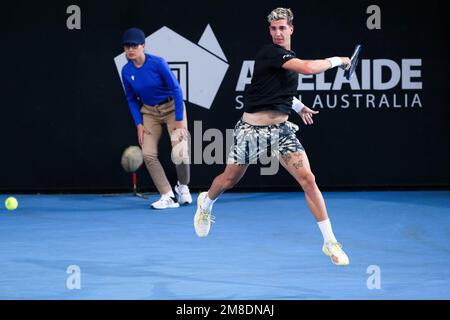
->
[5,197,18,211]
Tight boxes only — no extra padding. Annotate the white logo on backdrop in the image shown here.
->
[114,25,229,110]
[235,58,423,109]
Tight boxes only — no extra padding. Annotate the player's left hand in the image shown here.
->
[300,106,319,125]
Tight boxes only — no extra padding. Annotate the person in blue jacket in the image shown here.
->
[121,28,192,209]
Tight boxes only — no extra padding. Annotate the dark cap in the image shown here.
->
[122,28,145,45]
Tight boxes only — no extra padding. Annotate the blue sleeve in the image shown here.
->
[121,71,143,126]
[158,58,184,121]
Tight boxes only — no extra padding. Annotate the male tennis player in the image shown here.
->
[194,8,351,266]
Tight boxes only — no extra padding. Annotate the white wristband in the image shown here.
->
[292,96,305,113]
[326,56,342,68]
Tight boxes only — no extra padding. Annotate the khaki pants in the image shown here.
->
[141,100,190,195]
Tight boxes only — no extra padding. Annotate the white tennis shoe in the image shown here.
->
[194,192,215,237]
[175,182,192,205]
[322,242,349,266]
[151,195,180,209]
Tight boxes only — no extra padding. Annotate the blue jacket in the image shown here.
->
[121,54,184,125]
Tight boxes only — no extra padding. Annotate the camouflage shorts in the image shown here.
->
[227,118,305,165]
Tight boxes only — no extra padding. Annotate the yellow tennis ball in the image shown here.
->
[5,197,18,211]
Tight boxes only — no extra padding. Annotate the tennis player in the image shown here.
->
[121,28,192,209]
[194,8,351,266]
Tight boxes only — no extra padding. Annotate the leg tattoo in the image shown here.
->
[283,152,303,169]
[281,153,292,165]
[293,159,303,170]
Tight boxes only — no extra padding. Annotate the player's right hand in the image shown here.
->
[340,57,351,70]
[137,124,150,147]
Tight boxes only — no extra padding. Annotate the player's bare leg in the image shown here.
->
[280,151,327,221]
[280,151,349,266]
[208,163,249,200]
[194,164,248,237]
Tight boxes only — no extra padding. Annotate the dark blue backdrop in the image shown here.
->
[1,0,448,192]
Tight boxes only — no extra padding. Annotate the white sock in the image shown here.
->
[317,219,337,244]
[201,193,217,211]
[163,190,175,198]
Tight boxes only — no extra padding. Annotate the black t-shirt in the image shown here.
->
[244,44,298,115]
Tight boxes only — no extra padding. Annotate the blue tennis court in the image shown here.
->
[0,191,449,299]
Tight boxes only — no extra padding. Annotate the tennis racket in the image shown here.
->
[344,44,362,80]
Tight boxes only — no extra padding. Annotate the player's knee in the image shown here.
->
[300,172,316,190]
